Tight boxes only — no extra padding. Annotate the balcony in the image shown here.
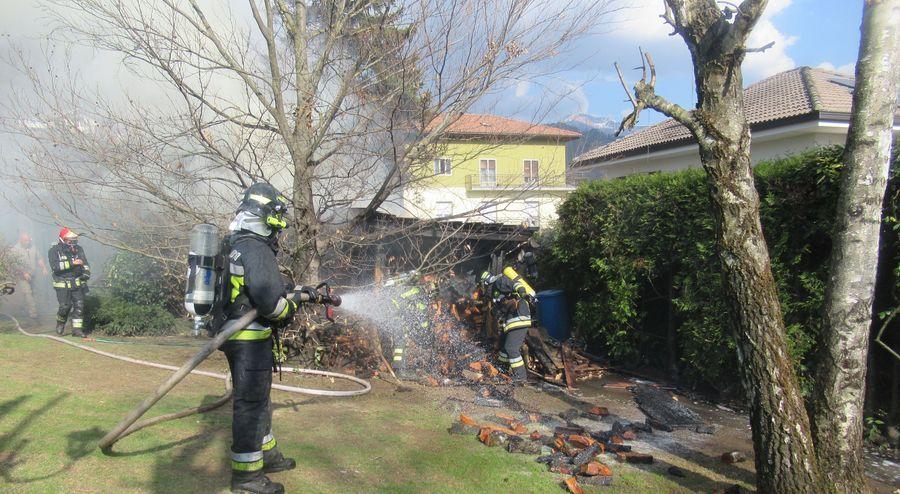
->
[464,171,589,191]
[466,174,574,192]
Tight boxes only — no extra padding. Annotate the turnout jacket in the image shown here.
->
[48,242,90,287]
[487,274,526,301]
[224,233,296,340]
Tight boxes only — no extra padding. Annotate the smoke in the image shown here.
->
[338,287,408,339]
[338,285,485,376]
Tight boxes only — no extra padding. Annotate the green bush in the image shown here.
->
[544,146,898,397]
[84,251,183,336]
[87,294,178,336]
[104,251,182,312]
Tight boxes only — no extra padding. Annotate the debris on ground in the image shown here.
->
[720,451,747,464]
[448,403,671,491]
[563,476,585,494]
[633,384,704,430]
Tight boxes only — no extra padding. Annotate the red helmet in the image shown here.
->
[59,227,78,245]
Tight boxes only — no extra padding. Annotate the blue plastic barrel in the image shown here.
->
[535,289,569,341]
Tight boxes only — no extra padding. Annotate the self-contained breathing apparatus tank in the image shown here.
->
[184,224,221,336]
[502,266,536,297]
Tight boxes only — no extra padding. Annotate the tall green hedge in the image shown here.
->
[544,147,898,397]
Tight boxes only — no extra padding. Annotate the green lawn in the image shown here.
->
[0,326,720,493]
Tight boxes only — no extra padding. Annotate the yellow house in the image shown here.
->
[394,114,581,228]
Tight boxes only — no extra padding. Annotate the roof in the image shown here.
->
[574,66,857,166]
[430,113,581,141]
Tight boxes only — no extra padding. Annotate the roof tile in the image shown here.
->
[574,66,856,165]
[432,113,581,140]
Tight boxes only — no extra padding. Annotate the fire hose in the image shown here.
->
[1,292,371,453]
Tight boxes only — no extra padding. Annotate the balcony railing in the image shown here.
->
[464,171,589,191]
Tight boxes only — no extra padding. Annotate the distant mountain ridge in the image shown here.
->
[549,113,621,165]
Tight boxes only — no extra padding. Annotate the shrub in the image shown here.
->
[544,146,898,397]
[87,294,178,336]
[104,251,182,312]
[84,251,183,336]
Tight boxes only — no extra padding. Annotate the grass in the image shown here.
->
[0,324,723,493]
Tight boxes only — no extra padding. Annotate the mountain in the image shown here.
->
[559,113,620,133]
[549,114,621,165]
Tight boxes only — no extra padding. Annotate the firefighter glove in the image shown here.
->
[296,285,321,303]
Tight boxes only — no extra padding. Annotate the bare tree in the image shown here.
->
[615,1,829,491]
[812,1,900,492]
[2,0,612,283]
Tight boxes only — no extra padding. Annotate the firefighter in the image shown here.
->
[11,232,48,320]
[49,228,90,337]
[479,267,536,383]
[389,276,436,379]
[221,183,315,494]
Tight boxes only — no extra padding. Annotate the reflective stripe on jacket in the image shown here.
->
[224,233,295,340]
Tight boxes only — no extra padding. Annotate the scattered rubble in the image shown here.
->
[720,451,747,464]
[633,385,704,430]
[563,476,585,494]
[448,405,672,491]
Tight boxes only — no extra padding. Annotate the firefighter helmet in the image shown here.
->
[237,183,289,231]
[59,227,78,245]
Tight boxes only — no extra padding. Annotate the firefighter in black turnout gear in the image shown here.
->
[221,183,312,494]
[480,267,536,383]
[49,227,90,337]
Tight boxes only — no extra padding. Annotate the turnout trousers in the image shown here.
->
[496,299,531,381]
[221,337,279,476]
[55,285,85,331]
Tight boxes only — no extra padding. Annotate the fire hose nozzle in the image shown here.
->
[326,294,342,307]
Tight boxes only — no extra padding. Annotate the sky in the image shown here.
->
[0,0,866,127]
[493,0,864,124]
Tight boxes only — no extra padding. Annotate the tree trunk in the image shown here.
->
[812,2,899,491]
[291,161,321,283]
[694,59,827,494]
[666,272,679,379]
[891,360,900,422]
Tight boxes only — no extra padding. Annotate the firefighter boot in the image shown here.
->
[55,321,66,335]
[262,448,296,474]
[231,470,284,494]
[72,328,85,338]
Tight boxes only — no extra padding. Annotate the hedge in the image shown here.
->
[543,147,898,397]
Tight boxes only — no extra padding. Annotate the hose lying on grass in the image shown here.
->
[1,307,371,452]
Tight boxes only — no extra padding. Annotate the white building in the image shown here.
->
[572,67,899,179]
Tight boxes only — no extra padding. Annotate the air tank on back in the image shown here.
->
[184,223,220,318]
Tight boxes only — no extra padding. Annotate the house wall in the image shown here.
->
[416,139,569,187]
[395,138,572,227]
[578,121,864,180]
[401,186,567,227]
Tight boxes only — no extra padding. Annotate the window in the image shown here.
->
[523,159,539,184]
[435,201,453,218]
[434,157,451,176]
[479,159,496,186]
[524,201,540,227]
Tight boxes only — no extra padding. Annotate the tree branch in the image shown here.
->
[616,50,704,139]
